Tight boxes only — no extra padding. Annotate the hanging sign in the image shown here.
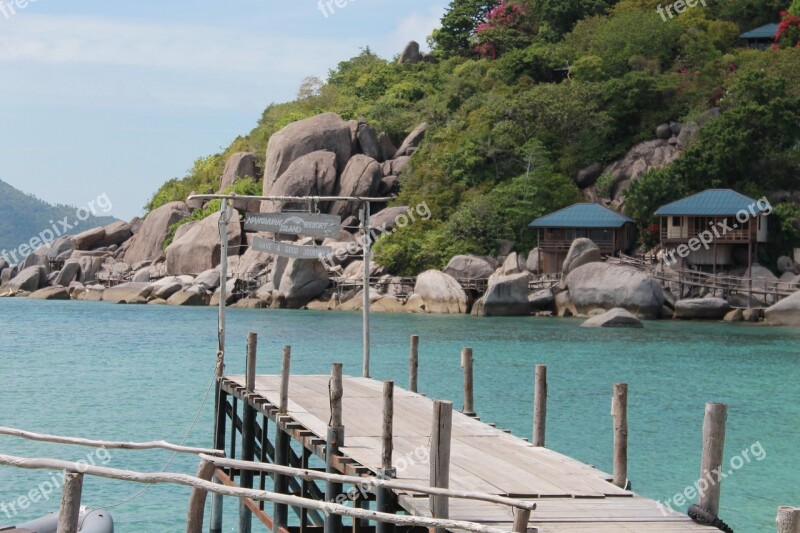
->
[244,212,341,239]
[251,237,332,260]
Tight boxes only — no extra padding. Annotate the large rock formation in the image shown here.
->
[413,270,468,314]
[268,150,338,208]
[53,260,81,287]
[395,123,427,157]
[102,282,153,304]
[472,273,530,317]
[565,263,665,319]
[765,291,800,326]
[674,298,732,320]
[220,152,257,191]
[124,201,190,264]
[444,255,496,280]
[29,286,70,300]
[331,155,383,218]
[581,308,643,328]
[370,206,411,232]
[272,256,330,308]
[603,140,680,200]
[166,211,242,275]
[397,41,422,65]
[356,122,382,161]
[562,239,601,277]
[263,113,352,197]
[5,266,45,293]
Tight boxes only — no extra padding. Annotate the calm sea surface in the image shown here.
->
[0,298,798,532]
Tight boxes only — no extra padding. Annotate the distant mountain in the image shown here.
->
[0,179,117,260]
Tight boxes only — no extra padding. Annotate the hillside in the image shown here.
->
[0,179,117,259]
[145,0,800,275]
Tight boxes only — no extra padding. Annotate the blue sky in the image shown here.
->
[0,0,446,220]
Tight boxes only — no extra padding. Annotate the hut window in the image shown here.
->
[672,217,681,227]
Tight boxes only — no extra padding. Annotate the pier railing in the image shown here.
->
[0,425,534,533]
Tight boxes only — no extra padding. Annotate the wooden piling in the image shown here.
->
[326,363,345,533]
[462,348,475,417]
[512,508,531,533]
[533,365,547,447]
[611,383,628,488]
[409,335,419,393]
[240,332,258,533]
[377,381,396,533]
[210,385,227,533]
[274,346,292,532]
[698,403,727,516]
[186,459,216,533]
[777,506,800,533]
[430,400,453,533]
[57,471,84,533]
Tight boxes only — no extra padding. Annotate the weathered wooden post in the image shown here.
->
[210,384,227,533]
[409,335,419,393]
[462,348,475,417]
[430,400,453,533]
[611,383,628,488]
[239,332,258,533]
[326,363,345,533]
[57,471,84,533]
[533,365,547,447]
[187,459,216,533]
[777,506,800,532]
[274,346,292,532]
[512,508,532,533]
[698,403,727,516]
[377,381,396,533]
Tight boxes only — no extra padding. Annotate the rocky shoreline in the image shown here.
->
[2,112,799,327]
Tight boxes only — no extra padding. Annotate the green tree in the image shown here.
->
[432,0,502,57]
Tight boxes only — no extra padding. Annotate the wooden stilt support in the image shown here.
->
[274,346,292,532]
[240,332,258,533]
[187,459,216,533]
[533,365,547,447]
[611,383,628,489]
[57,471,84,533]
[698,403,727,516]
[462,348,475,417]
[430,400,453,533]
[377,381,396,533]
[777,506,800,533]
[210,385,227,533]
[409,335,419,393]
[326,363,345,533]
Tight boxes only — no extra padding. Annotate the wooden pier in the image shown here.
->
[216,364,713,532]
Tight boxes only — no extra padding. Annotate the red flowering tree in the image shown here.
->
[475,1,537,58]
[775,10,800,49]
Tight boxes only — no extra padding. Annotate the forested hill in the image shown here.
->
[146,0,800,274]
[0,180,116,256]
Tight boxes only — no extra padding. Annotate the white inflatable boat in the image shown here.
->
[3,507,113,533]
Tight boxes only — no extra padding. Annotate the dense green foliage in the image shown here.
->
[0,180,116,258]
[147,0,799,273]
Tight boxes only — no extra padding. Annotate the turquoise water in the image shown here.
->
[0,298,798,532]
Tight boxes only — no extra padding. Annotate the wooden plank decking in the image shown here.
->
[225,375,709,532]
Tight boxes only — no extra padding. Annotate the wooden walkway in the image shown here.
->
[223,375,709,533]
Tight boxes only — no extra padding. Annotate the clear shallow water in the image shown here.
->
[0,298,798,532]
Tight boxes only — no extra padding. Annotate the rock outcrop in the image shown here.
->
[166,211,242,275]
[674,298,732,320]
[562,239,601,277]
[263,113,352,196]
[220,152,257,191]
[331,155,383,218]
[125,201,190,264]
[413,270,468,314]
[271,256,330,308]
[565,263,664,319]
[472,273,530,317]
[765,291,800,326]
[268,150,338,208]
[581,308,643,328]
[444,255,496,280]
[29,286,71,300]
[5,266,45,293]
[102,282,153,304]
